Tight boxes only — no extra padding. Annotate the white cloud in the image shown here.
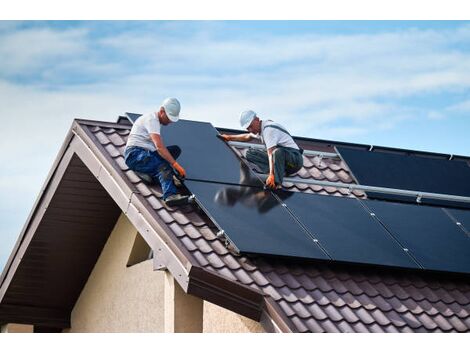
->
[0,27,88,76]
[447,99,470,113]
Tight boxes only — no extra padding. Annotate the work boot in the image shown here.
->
[172,174,183,188]
[164,194,189,207]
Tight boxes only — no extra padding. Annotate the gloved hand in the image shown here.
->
[265,173,276,189]
[172,161,186,178]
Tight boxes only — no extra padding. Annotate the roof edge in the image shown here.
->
[187,265,264,321]
[0,124,77,288]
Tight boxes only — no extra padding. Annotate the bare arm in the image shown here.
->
[220,133,256,142]
[267,146,275,176]
[150,133,176,165]
[265,146,277,188]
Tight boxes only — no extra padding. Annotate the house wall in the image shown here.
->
[203,301,265,333]
[64,214,166,332]
[1,323,34,333]
[63,213,264,333]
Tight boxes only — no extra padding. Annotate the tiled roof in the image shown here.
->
[83,121,470,332]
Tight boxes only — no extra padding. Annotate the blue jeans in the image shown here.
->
[124,145,181,200]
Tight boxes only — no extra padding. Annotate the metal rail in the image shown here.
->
[227,141,339,159]
[256,175,470,205]
[230,141,470,205]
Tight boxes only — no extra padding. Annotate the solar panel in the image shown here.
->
[278,191,419,269]
[185,180,330,260]
[365,200,470,274]
[337,147,470,202]
[125,112,141,124]
[445,208,470,236]
[125,114,262,187]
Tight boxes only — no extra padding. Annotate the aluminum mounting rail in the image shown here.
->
[227,141,339,159]
[257,175,470,205]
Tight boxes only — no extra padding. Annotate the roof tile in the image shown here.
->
[319,319,342,333]
[415,313,439,330]
[432,314,454,331]
[290,316,311,333]
[353,307,376,325]
[337,305,361,324]
[231,268,255,285]
[303,317,325,333]
[447,315,469,332]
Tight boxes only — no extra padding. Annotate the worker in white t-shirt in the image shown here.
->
[220,110,303,189]
[124,97,189,207]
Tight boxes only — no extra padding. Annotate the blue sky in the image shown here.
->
[1,20,470,272]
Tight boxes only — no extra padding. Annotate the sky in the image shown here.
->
[1,20,470,273]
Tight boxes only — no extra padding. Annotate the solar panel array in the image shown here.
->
[126,115,470,274]
[337,146,470,208]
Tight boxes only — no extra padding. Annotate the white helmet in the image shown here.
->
[161,97,181,122]
[240,110,256,129]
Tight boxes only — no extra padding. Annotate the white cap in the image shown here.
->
[161,97,181,122]
[240,110,256,129]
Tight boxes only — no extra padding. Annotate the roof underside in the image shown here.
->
[1,118,469,332]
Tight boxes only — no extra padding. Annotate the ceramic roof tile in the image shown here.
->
[432,314,454,331]
[209,238,230,256]
[78,122,470,333]
[447,315,468,332]
[353,307,376,325]
[415,313,439,330]
[166,222,186,239]
[124,170,141,184]
[191,250,210,267]
[336,305,361,324]
[303,316,326,333]
[350,321,372,333]
[333,320,354,332]
[319,319,342,333]
[290,316,312,333]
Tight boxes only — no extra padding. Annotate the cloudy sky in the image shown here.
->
[1,20,470,272]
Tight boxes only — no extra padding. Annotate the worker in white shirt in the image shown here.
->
[124,97,189,207]
[220,110,303,189]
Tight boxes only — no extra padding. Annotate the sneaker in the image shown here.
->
[164,194,190,207]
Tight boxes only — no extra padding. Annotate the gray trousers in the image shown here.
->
[246,146,303,185]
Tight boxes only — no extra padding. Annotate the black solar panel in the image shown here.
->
[125,112,141,124]
[337,147,470,201]
[365,200,470,274]
[445,208,470,236]
[125,115,262,187]
[186,180,330,260]
[279,191,419,269]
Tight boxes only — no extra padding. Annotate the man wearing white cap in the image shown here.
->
[220,110,303,189]
[124,97,189,207]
